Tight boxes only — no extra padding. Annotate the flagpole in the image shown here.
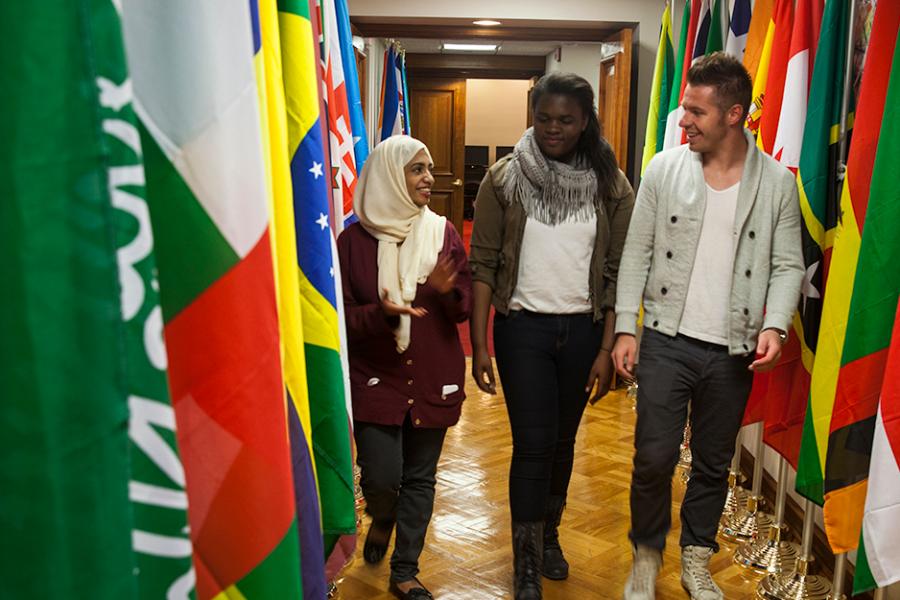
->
[721,424,774,542]
[837,0,858,169]
[734,455,800,574]
[758,500,834,599]
[722,430,749,519]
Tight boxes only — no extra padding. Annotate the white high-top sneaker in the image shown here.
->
[680,545,723,600]
[623,545,662,600]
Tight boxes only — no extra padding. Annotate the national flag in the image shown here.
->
[334,0,369,171]
[120,2,303,597]
[400,50,412,135]
[756,0,795,154]
[379,44,404,141]
[279,0,357,571]
[792,0,852,505]
[663,0,698,150]
[1,2,192,596]
[725,0,752,60]
[692,0,713,62]
[822,2,900,554]
[705,0,725,55]
[771,0,823,168]
[321,0,359,231]
[745,2,777,136]
[856,302,900,593]
[255,0,329,596]
[641,1,675,175]
[744,0,774,81]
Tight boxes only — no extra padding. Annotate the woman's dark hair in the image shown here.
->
[530,72,620,198]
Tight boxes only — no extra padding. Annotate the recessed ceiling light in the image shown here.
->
[473,20,502,27]
[442,43,499,52]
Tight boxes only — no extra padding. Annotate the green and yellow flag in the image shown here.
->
[641,2,675,174]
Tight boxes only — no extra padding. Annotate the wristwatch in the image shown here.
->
[766,328,788,343]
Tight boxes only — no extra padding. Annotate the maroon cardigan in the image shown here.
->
[337,221,472,428]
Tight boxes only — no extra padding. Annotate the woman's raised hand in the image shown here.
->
[381,289,428,318]
[426,257,457,295]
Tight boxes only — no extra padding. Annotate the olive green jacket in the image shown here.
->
[468,155,636,321]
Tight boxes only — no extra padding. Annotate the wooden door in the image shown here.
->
[408,77,466,234]
[597,27,634,177]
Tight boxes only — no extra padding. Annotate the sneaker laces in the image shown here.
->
[684,550,718,594]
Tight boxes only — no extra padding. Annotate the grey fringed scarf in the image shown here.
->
[503,127,598,225]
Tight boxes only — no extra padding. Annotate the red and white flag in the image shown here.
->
[771,0,823,169]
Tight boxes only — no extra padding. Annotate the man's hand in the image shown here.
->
[472,347,496,394]
[611,334,637,379]
[381,289,427,318]
[426,257,457,295]
[586,349,614,404]
[749,329,784,372]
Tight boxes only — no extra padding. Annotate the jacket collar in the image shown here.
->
[689,128,764,233]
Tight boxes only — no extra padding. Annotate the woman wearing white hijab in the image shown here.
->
[337,135,472,600]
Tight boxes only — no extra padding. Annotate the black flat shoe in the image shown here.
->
[363,520,394,564]
[389,578,434,599]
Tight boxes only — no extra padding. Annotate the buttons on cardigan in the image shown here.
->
[743,343,749,351]
[408,399,414,405]
[666,251,673,259]
[661,287,668,295]
[406,359,413,366]
[745,269,752,278]
[653,320,659,327]
[407,379,414,386]
[749,231,756,239]
[743,308,750,316]
[415,418,421,426]
[671,215,678,223]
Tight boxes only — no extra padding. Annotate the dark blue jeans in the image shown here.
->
[493,310,603,522]
[629,329,754,551]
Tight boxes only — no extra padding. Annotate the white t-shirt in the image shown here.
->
[509,214,596,314]
[678,181,740,345]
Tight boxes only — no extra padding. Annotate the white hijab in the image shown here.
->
[354,136,447,353]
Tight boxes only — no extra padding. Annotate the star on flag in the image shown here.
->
[309,161,323,179]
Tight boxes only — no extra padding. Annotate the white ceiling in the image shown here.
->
[397,38,602,56]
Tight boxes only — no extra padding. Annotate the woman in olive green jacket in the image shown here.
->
[468,72,634,600]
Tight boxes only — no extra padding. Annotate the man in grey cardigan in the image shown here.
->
[612,53,804,600]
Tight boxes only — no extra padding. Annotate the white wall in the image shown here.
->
[465,79,531,164]
[544,43,605,112]
[347,0,674,184]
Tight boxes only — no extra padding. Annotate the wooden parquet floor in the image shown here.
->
[337,359,766,599]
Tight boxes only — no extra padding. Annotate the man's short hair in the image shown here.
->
[687,52,753,120]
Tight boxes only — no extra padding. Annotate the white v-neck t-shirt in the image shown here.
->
[678,181,740,345]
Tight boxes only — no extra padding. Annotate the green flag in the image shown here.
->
[1,1,133,597]
[706,0,726,54]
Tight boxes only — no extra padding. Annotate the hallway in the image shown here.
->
[339,361,764,599]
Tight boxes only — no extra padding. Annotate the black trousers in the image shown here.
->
[494,310,603,522]
[355,415,447,582]
[629,329,754,551]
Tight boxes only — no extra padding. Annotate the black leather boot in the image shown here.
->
[542,495,569,580]
[512,520,543,600]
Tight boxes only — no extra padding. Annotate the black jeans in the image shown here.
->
[629,329,754,551]
[494,310,603,522]
[355,415,447,582]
